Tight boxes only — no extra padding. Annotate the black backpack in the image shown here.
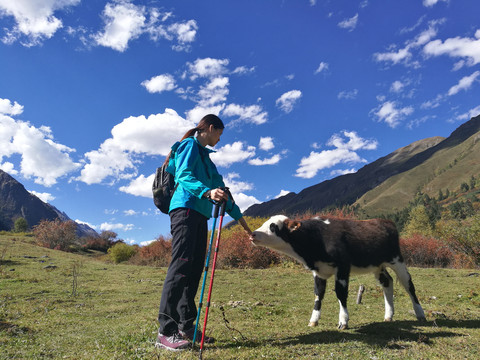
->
[152,161,177,214]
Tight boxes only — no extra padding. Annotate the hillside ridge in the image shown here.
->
[0,169,97,237]
[244,115,480,218]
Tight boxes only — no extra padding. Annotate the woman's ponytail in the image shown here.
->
[180,127,199,141]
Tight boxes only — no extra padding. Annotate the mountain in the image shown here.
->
[0,170,97,238]
[244,115,480,218]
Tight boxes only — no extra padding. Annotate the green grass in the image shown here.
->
[1,235,479,359]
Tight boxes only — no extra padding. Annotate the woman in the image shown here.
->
[156,114,252,351]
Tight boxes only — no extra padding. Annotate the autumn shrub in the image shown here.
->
[435,215,480,268]
[83,237,112,252]
[218,225,280,269]
[131,236,172,267]
[400,234,454,268]
[295,207,359,221]
[83,231,119,252]
[108,242,137,264]
[33,219,77,251]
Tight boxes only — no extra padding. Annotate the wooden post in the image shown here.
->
[356,285,365,304]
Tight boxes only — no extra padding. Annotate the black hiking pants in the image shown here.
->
[158,208,208,336]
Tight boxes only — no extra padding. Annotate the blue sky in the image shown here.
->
[1,0,479,245]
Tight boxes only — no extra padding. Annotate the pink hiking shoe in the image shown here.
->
[155,332,190,351]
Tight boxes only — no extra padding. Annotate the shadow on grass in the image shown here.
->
[215,319,479,350]
[0,259,20,266]
[0,321,32,336]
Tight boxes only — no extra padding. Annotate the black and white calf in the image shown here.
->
[251,215,426,329]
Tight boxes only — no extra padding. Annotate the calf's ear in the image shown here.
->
[284,219,301,232]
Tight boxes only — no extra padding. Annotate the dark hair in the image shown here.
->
[164,114,224,165]
[180,114,225,141]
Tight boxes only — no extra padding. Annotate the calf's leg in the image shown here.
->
[335,267,350,329]
[389,259,426,321]
[309,273,326,327]
[375,268,394,321]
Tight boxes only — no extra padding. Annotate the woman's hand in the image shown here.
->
[209,188,228,202]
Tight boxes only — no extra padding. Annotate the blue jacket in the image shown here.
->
[167,137,242,220]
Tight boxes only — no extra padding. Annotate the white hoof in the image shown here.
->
[308,321,318,327]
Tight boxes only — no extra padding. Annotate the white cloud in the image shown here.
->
[197,77,229,106]
[29,190,55,203]
[314,62,329,74]
[141,74,176,93]
[374,20,442,67]
[421,94,444,109]
[275,190,291,199]
[222,103,268,125]
[222,173,259,212]
[180,58,267,127]
[168,19,198,49]
[79,109,194,184]
[330,168,357,177]
[423,29,480,68]
[93,0,146,52]
[100,222,134,231]
[327,131,378,151]
[374,46,412,65]
[0,98,24,115]
[1,110,80,186]
[400,16,426,35]
[259,137,274,151]
[223,173,253,193]
[0,161,17,174]
[0,0,80,46]
[296,149,363,179]
[210,141,255,167]
[185,105,225,124]
[448,71,480,96]
[93,2,197,52]
[276,90,302,113]
[295,131,376,179]
[140,239,156,247]
[75,219,97,230]
[455,105,480,122]
[390,80,405,93]
[423,0,448,7]
[188,58,229,80]
[123,209,138,216]
[338,14,358,32]
[248,154,281,166]
[232,192,260,213]
[337,89,358,100]
[119,173,154,198]
[232,66,256,75]
[372,101,414,128]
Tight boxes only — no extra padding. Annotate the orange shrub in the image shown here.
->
[33,219,77,252]
[134,236,172,267]
[218,226,280,269]
[83,237,114,252]
[400,234,454,268]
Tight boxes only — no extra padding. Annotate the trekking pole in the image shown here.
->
[192,201,221,347]
[198,199,227,359]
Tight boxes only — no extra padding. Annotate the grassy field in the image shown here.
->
[1,235,479,359]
